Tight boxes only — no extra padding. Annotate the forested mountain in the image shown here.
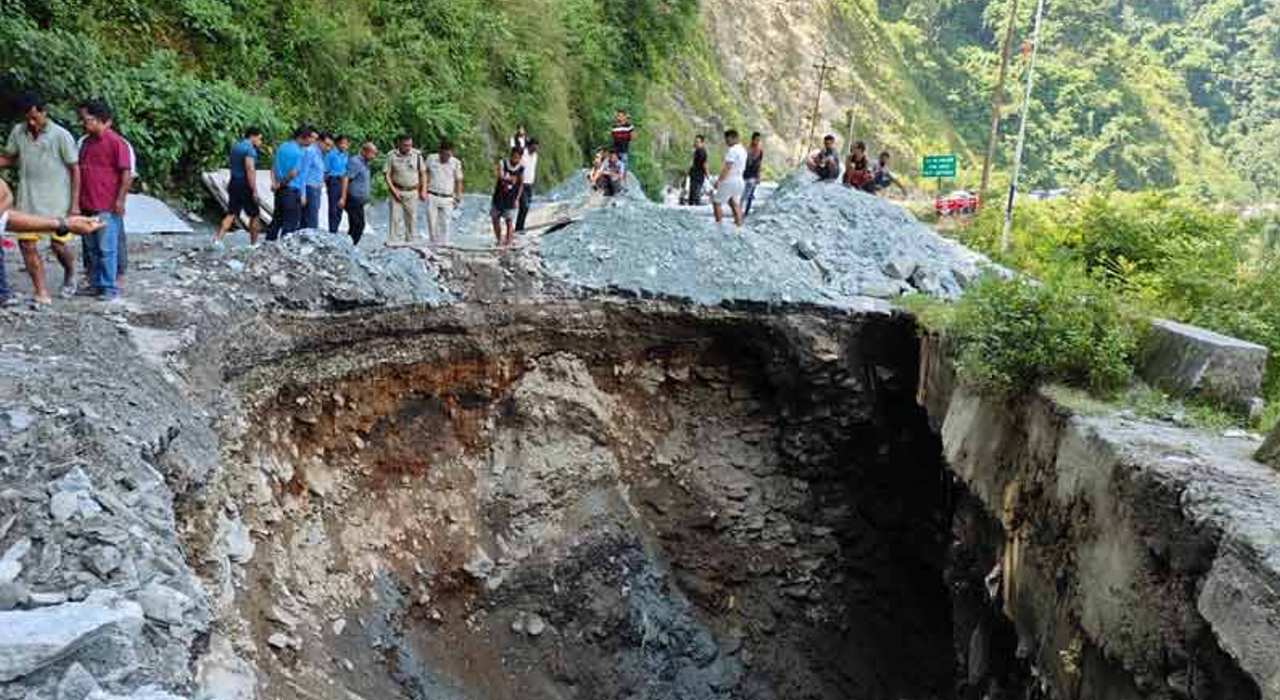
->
[0,0,1273,199]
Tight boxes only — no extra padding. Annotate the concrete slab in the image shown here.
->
[124,194,194,234]
[1138,318,1268,410]
[203,170,349,234]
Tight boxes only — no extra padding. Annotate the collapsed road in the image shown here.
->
[0,175,1277,700]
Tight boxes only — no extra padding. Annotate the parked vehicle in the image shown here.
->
[935,190,980,216]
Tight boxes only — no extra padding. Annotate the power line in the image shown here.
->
[798,52,836,163]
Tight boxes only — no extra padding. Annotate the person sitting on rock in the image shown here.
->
[843,141,873,192]
[871,150,908,197]
[599,150,626,197]
[806,134,841,181]
[587,149,608,191]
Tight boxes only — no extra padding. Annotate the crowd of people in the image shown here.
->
[0,96,921,306]
[0,95,134,306]
[805,133,906,197]
[214,123,545,249]
[682,130,764,228]
[209,111,909,248]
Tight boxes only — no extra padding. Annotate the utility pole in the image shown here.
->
[980,0,1020,199]
[1001,0,1047,253]
[799,52,835,163]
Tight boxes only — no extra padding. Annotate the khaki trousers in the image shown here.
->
[388,193,419,243]
[426,195,454,247]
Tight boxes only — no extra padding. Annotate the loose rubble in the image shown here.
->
[540,171,997,305]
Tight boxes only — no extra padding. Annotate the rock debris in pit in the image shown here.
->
[194,230,455,311]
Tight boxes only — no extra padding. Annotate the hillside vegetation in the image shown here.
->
[0,0,698,194]
[0,0,1273,199]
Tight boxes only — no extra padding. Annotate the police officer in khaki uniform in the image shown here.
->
[383,134,425,243]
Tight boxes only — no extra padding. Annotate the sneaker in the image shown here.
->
[60,283,77,299]
[0,296,18,308]
[98,294,124,305]
[75,287,101,298]
[210,239,226,251]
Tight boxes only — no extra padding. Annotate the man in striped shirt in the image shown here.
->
[610,111,635,167]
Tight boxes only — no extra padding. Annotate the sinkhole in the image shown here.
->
[197,303,964,700]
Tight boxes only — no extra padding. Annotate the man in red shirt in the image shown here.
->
[77,100,132,302]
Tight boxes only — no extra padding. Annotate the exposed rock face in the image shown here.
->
[1138,318,1268,412]
[186,303,954,700]
[920,335,1276,700]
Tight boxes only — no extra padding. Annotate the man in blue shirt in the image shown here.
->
[325,135,350,233]
[213,127,263,247]
[301,130,328,230]
[339,141,378,246]
[268,125,314,240]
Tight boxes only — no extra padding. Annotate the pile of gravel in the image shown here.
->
[541,200,841,307]
[749,176,992,298]
[539,171,997,306]
[238,230,454,311]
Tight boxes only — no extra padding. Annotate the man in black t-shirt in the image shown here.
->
[687,135,708,205]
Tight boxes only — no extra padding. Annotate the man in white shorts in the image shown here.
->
[712,129,747,228]
[424,139,463,247]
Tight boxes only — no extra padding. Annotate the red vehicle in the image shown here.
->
[935,190,980,216]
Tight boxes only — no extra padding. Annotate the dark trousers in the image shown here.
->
[268,187,303,241]
[303,185,322,229]
[326,179,344,233]
[515,184,532,231]
[346,197,366,246]
[687,175,704,205]
[0,241,10,299]
[742,178,760,217]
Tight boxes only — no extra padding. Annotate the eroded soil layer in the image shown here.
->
[191,303,954,700]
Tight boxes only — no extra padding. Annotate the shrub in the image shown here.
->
[959,189,1280,415]
[943,273,1137,397]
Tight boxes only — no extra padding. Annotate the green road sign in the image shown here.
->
[922,154,958,178]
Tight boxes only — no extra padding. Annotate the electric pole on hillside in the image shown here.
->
[1001,0,1048,253]
[799,52,835,163]
[980,0,1021,199]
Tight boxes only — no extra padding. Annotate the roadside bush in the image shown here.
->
[960,189,1280,414]
[944,273,1137,397]
[0,16,283,190]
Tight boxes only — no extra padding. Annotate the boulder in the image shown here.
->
[58,662,102,700]
[0,593,144,682]
[136,582,191,626]
[1255,426,1280,471]
[1138,319,1268,411]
